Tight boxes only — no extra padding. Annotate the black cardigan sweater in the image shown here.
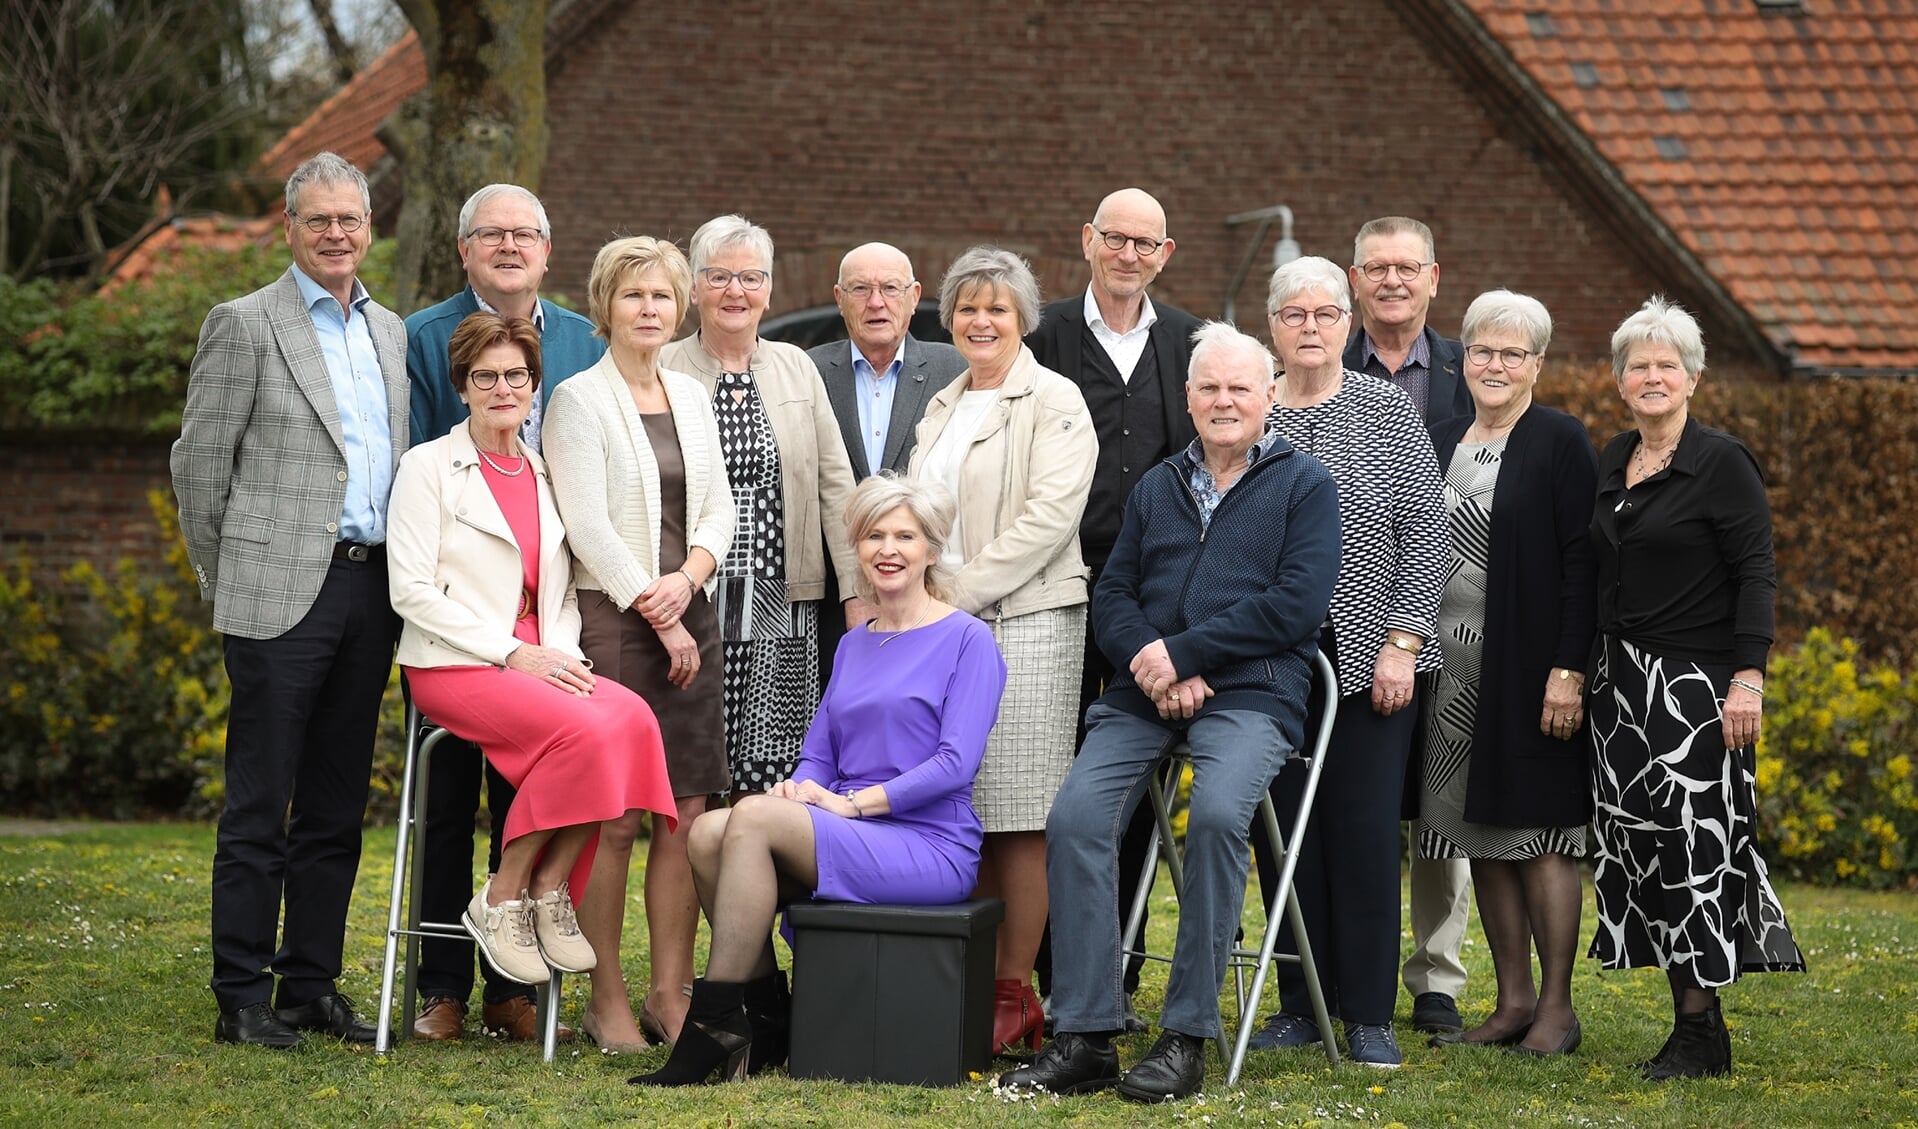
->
[1420,404,1599,828]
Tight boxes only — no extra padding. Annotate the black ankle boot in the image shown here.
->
[628,979,750,1086]
[742,969,790,1076]
[1643,998,1731,1080]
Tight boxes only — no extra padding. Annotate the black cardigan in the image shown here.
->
[1419,404,1599,828]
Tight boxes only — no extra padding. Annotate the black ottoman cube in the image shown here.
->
[786,897,1004,1086]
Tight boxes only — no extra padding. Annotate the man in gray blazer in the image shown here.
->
[171,152,407,1050]
[807,242,965,679]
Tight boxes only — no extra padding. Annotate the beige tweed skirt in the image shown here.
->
[975,603,1087,833]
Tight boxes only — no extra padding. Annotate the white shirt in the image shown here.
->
[918,388,1001,568]
[1084,286,1159,384]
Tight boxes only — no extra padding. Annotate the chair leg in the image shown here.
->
[538,972,561,1063]
[375,706,426,1055]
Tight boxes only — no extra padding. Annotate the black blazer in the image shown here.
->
[1343,324,1472,437]
[1025,293,1201,455]
[1419,404,1599,828]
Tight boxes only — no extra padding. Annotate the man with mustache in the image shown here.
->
[402,183,605,1044]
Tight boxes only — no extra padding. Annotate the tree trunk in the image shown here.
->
[305,0,359,84]
[385,0,549,316]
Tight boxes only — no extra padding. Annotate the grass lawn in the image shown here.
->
[0,821,1913,1128]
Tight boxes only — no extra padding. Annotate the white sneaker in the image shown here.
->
[462,877,546,985]
[531,882,597,973]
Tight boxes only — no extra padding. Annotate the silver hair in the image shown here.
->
[1461,290,1553,355]
[1353,215,1436,266]
[689,214,775,273]
[283,151,370,216]
[938,246,1043,336]
[457,184,551,243]
[1187,320,1276,383]
[1266,255,1352,317]
[843,473,959,604]
[1610,295,1706,380]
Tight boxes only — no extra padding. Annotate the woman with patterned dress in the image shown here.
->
[389,312,678,989]
[1416,291,1597,1059]
[544,236,734,1051]
[907,247,1096,1054]
[660,216,862,799]
[1244,256,1450,1069]
[1588,297,1803,1080]
[630,475,1008,1086]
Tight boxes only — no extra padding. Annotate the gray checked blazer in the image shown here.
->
[807,334,967,479]
[170,268,409,640]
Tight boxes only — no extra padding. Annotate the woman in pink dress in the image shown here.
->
[388,312,678,988]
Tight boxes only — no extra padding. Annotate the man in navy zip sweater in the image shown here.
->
[1006,323,1340,1102]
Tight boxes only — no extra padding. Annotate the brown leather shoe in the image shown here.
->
[481,996,575,1042]
[412,996,466,1042]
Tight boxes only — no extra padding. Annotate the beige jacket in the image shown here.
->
[909,346,1095,619]
[541,353,735,609]
[661,334,860,601]
[389,423,583,669]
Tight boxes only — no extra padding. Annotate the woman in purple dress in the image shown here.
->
[630,474,1008,1086]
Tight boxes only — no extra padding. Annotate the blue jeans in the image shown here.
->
[1046,703,1293,1039]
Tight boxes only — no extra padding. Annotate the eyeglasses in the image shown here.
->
[701,268,770,291]
[1358,260,1430,283]
[290,212,365,234]
[1092,227,1166,256]
[841,280,913,302]
[467,367,534,390]
[1275,305,1347,328]
[468,226,545,248]
[1465,345,1538,369]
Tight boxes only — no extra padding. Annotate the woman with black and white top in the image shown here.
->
[1244,255,1450,1069]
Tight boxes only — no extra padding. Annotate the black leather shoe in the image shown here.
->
[1411,992,1464,1034]
[276,993,377,1044]
[1116,1030,1207,1103]
[214,1002,307,1049]
[1000,1032,1121,1095]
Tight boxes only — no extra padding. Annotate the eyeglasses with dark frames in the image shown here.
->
[1092,227,1166,256]
[701,268,771,291]
[467,367,534,390]
[468,226,545,248]
[1275,305,1347,328]
[1465,345,1538,369]
[290,212,365,234]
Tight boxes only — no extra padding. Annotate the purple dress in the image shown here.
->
[791,609,1007,904]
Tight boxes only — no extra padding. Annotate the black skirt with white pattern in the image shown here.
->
[1586,635,1804,986]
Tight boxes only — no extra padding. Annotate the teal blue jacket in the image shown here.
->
[405,288,606,446]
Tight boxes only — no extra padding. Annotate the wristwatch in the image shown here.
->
[1388,633,1423,656]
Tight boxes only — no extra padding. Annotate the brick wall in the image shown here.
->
[2,432,174,577]
[536,0,1758,363]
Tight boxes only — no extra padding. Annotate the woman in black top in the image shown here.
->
[1587,297,1803,1081]
[1418,292,1596,1059]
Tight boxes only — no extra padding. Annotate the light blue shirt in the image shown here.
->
[292,265,393,544]
[850,339,905,474]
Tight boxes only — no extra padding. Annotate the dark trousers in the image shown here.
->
[1035,627,1154,999]
[1252,688,1417,1026]
[210,557,398,1012]
[412,727,530,1006]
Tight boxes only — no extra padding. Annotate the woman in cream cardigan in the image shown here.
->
[909,246,1096,1055]
[544,236,734,1051]
[660,215,862,799]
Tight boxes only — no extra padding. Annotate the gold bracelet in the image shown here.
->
[1388,633,1423,656]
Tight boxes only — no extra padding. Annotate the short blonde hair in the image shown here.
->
[586,236,692,340]
[938,246,1043,336]
[843,474,958,604]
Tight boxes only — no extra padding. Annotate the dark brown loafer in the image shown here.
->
[481,996,575,1042]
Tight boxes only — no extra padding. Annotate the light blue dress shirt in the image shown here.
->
[850,339,905,474]
[292,266,393,544]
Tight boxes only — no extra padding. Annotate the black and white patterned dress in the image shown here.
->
[711,369,819,792]
[1418,437,1585,860]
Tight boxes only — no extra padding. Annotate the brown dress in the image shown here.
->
[578,410,728,797]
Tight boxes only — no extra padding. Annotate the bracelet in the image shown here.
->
[1387,633,1423,656]
[677,568,696,589]
[845,789,865,818]
[1729,677,1765,698]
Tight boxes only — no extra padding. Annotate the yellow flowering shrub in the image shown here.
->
[1757,628,1918,890]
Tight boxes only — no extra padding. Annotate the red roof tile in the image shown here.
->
[255,32,426,180]
[96,215,281,298]
[1458,0,1918,372]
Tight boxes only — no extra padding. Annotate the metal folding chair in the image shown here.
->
[1121,648,1340,1084]
[375,703,564,1061]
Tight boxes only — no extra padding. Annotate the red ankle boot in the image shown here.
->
[993,978,1042,1054]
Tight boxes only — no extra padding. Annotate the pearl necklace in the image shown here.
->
[872,596,934,647]
[479,450,526,477]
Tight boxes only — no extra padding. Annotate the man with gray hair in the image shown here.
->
[402,183,604,1043]
[1344,215,1472,1036]
[1006,323,1340,1101]
[172,151,407,1049]
[808,242,964,682]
